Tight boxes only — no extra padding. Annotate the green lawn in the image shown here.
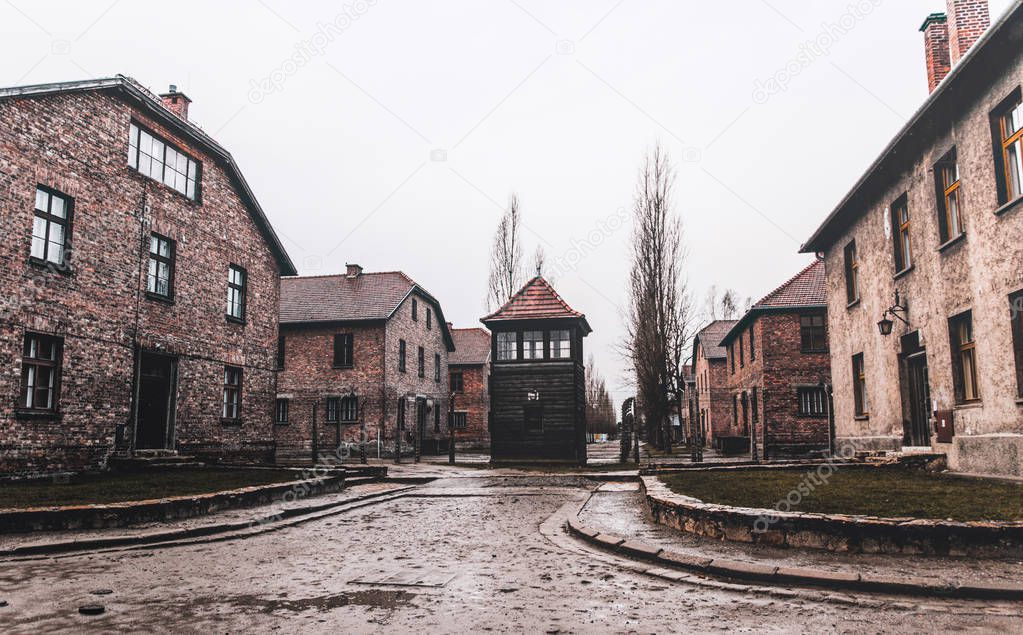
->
[0,469,307,509]
[659,467,1023,522]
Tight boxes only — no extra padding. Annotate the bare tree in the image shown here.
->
[486,194,525,311]
[532,244,555,284]
[704,285,719,321]
[719,289,739,320]
[623,145,694,453]
[585,355,616,436]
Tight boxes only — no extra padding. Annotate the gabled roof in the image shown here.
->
[450,327,492,366]
[280,271,455,351]
[720,260,826,345]
[481,276,592,334]
[693,320,738,361]
[0,75,296,275]
[801,1,1023,253]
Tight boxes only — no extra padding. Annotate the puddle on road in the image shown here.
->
[229,589,417,614]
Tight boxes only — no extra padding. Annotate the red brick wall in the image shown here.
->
[922,15,952,93]
[0,90,282,474]
[695,349,733,445]
[276,290,451,461]
[726,312,832,458]
[450,362,490,450]
[946,0,991,64]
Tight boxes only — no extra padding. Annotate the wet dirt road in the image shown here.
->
[1,476,1020,634]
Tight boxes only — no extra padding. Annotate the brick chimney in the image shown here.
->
[159,84,191,120]
[920,13,952,93]
[345,263,363,278]
[946,0,991,65]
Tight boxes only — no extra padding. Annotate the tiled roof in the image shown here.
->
[0,75,296,275]
[753,259,826,309]
[694,320,738,360]
[720,259,827,346]
[280,272,415,323]
[481,277,591,333]
[450,328,491,366]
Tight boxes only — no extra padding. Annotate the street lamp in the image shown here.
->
[878,290,909,336]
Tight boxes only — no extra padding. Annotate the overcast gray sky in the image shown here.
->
[2,0,1012,405]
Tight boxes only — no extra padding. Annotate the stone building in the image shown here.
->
[276,265,454,462]
[691,320,738,450]
[449,327,491,452]
[0,76,296,474]
[719,260,832,459]
[482,276,590,465]
[801,0,1023,476]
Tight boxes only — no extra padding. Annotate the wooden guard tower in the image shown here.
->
[481,277,592,465]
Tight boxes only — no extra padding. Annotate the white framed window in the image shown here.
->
[128,122,200,200]
[523,331,544,360]
[497,332,517,361]
[550,330,571,359]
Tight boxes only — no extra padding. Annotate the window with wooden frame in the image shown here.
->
[398,339,407,373]
[729,344,735,374]
[949,311,980,403]
[891,195,912,273]
[326,397,340,423]
[426,307,432,330]
[797,386,827,417]
[550,330,571,359]
[20,333,62,412]
[147,233,175,299]
[751,387,759,423]
[993,92,1023,204]
[275,399,289,424]
[800,314,828,353]
[739,335,745,368]
[852,353,869,416]
[333,333,353,368]
[844,240,860,304]
[523,331,544,360]
[935,150,963,243]
[222,366,242,420]
[496,332,517,361]
[434,353,441,382]
[417,346,425,378]
[128,122,200,200]
[277,335,286,370]
[1012,291,1023,399]
[340,396,358,422]
[412,298,418,321]
[749,328,755,362]
[31,186,72,267]
[226,265,246,322]
[732,394,738,426]
[450,371,464,393]
[451,412,468,429]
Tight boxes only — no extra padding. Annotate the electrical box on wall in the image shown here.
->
[934,409,955,444]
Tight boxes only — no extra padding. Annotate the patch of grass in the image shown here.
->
[0,468,307,509]
[659,467,1023,522]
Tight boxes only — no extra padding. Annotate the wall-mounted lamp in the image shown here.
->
[877,290,909,336]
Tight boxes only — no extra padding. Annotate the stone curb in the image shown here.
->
[0,473,352,535]
[0,485,416,558]
[640,475,1023,558]
[564,516,1023,600]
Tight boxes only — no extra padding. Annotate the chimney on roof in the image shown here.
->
[345,263,363,278]
[920,13,952,93]
[946,0,991,65]
[159,84,191,120]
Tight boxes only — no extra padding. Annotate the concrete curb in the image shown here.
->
[0,485,415,558]
[564,516,1023,600]
[0,472,351,535]
[641,475,1023,558]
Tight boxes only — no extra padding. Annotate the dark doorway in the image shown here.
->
[136,351,177,450]
[900,332,931,447]
[416,398,427,451]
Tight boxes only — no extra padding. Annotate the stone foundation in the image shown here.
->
[950,434,1023,478]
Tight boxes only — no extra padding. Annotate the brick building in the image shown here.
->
[483,276,590,465]
[276,265,454,462]
[449,327,491,452]
[802,0,1023,476]
[0,76,296,475]
[691,320,737,449]
[719,260,832,459]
